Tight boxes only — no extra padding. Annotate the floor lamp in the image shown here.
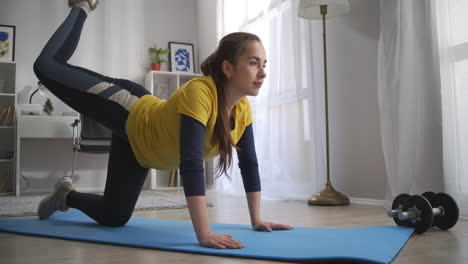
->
[298,0,350,206]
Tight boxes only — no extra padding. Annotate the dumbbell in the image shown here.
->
[387,192,459,234]
[421,191,436,201]
[388,191,454,226]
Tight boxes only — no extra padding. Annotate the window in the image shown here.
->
[437,0,468,195]
[448,1,468,193]
[217,0,319,199]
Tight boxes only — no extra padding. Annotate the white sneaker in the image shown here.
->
[37,179,74,220]
[68,0,99,11]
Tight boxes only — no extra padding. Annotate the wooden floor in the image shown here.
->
[0,191,467,264]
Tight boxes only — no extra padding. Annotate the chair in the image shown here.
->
[70,115,112,180]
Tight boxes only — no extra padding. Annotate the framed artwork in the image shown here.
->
[0,25,15,62]
[168,42,194,74]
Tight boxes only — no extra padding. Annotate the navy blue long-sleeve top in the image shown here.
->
[179,114,261,196]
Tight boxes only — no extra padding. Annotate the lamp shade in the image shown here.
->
[298,0,350,19]
[29,81,49,104]
[37,81,48,96]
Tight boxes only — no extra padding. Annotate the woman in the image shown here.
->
[35,0,293,249]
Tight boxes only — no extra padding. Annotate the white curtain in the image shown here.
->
[378,0,444,208]
[435,0,468,219]
[216,0,323,200]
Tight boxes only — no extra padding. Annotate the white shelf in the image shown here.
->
[0,62,15,195]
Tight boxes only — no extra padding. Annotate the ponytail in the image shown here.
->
[200,32,261,176]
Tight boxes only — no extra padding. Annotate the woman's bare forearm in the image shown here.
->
[246,191,261,226]
[186,195,211,241]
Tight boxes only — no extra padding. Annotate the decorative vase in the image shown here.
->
[151,63,161,71]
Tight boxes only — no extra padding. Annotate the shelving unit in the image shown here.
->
[144,70,214,190]
[0,62,16,195]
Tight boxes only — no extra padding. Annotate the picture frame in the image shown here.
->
[0,25,15,62]
[168,42,195,74]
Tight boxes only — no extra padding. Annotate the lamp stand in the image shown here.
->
[308,5,349,206]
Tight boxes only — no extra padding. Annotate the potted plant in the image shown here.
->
[148,44,170,71]
[43,98,54,115]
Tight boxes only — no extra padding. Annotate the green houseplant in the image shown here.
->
[43,98,54,115]
[148,44,170,71]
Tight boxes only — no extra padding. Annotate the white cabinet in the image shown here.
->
[0,62,16,195]
[144,70,214,190]
[15,115,77,195]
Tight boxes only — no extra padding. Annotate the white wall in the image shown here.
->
[0,0,198,193]
[318,0,386,200]
[145,0,199,72]
[196,0,219,73]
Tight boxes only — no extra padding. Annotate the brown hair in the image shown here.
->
[200,32,261,176]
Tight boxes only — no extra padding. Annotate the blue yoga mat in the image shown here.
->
[0,210,412,264]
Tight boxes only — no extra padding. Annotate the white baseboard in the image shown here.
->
[349,197,385,207]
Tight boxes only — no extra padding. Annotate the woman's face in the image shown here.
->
[226,40,267,97]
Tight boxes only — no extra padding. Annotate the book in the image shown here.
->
[0,107,8,124]
[1,106,14,126]
[5,106,15,126]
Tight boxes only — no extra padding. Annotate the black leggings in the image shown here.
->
[34,7,150,227]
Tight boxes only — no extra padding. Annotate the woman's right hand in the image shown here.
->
[199,232,245,249]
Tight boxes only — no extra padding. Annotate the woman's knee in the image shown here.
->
[98,210,132,227]
[33,58,44,78]
[33,55,52,80]
[102,218,130,227]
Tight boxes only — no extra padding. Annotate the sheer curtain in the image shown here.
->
[70,0,146,84]
[216,0,324,200]
[435,0,468,218]
[378,0,444,208]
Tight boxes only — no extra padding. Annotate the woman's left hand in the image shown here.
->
[253,220,294,232]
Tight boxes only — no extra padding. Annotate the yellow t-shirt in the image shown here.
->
[126,75,253,170]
